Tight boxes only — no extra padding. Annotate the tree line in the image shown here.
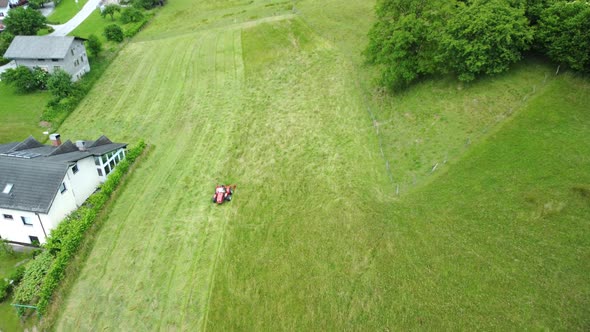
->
[365,0,590,90]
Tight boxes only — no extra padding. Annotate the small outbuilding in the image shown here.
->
[3,36,90,81]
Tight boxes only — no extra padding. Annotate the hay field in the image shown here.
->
[54,0,590,330]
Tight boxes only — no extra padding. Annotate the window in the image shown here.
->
[104,164,111,175]
[3,183,13,194]
[52,59,59,62]
[94,156,101,165]
[3,214,13,220]
[54,66,61,71]
[97,168,103,176]
[21,216,33,226]
[110,160,115,169]
[60,182,67,194]
[72,164,79,174]
[101,155,107,164]
[71,49,75,56]
[29,236,39,245]
[37,59,45,61]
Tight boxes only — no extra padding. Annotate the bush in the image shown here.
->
[104,24,124,42]
[3,7,46,35]
[133,0,162,10]
[120,7,144,23]
[537,1,590,72]
[10,266,26,285]
[85,34,103,57]
[0,66,47,93]
[0,279,8,301]
[124,19,148,38]
[443,0,533,82]
[47,70,74,99]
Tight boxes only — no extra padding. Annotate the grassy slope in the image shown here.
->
[53,0,590,330]
[0,83,50,144]
[56,1,387,329]
[372,74,590,330]
[47,0,89,24]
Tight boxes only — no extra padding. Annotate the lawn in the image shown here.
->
[0,250,32,332]
[35,0,590,330]
[46,0,89,25]
[0,82,50,144]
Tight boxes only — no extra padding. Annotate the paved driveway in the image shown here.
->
[49,0,101,36]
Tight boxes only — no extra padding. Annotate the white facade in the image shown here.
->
[0,147,125,245]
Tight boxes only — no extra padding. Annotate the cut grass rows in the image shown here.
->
[56,25,254,330]
[50,0,590,330]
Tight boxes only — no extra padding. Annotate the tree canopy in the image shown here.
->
[3,7,47,36]
[537,1,590,72]
[365,0,590,90]
[443,0,533,82]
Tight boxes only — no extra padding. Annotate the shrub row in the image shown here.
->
[12,140,146,316]
[124,16,150,38]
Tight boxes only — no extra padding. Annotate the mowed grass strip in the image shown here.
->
[56,27,248,330]
[205,19,393,330]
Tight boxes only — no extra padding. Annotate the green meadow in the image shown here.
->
[1,0,586,330]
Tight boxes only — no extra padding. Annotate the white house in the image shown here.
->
[3,36,91,81]
[0,134,127,246]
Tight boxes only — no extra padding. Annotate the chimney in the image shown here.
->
[76,140,87,151]
[49,133,61,147]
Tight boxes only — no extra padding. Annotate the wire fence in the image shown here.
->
[292,4,554,195]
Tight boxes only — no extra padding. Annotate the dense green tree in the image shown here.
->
[101,4,121,21]
[104,24,124,42]
[442,0,533,81]
[120,7,144,23]
[3,7,47,35]
[0,66,47,93]
[27,0,51,9]
[47,70,74,99]
[537,1,590,72]
[85,34,103,57]
[365,0,454,90]
[0,32,15,58]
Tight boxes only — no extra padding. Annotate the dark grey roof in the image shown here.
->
[3,36,85,60]
[0,158,68,213]
[0,135,127,213]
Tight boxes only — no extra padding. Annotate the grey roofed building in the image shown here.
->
[0,135,127,214]
[3,36,86,60]
[3,36,91,82]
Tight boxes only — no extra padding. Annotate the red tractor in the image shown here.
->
[212,184,236,204]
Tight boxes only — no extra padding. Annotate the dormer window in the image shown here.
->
[2,183,13,194]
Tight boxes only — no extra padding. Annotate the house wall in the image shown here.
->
[0,208,48,245]
[42,156,102,231]
[12,40,91,82]
[0,155,107,245]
